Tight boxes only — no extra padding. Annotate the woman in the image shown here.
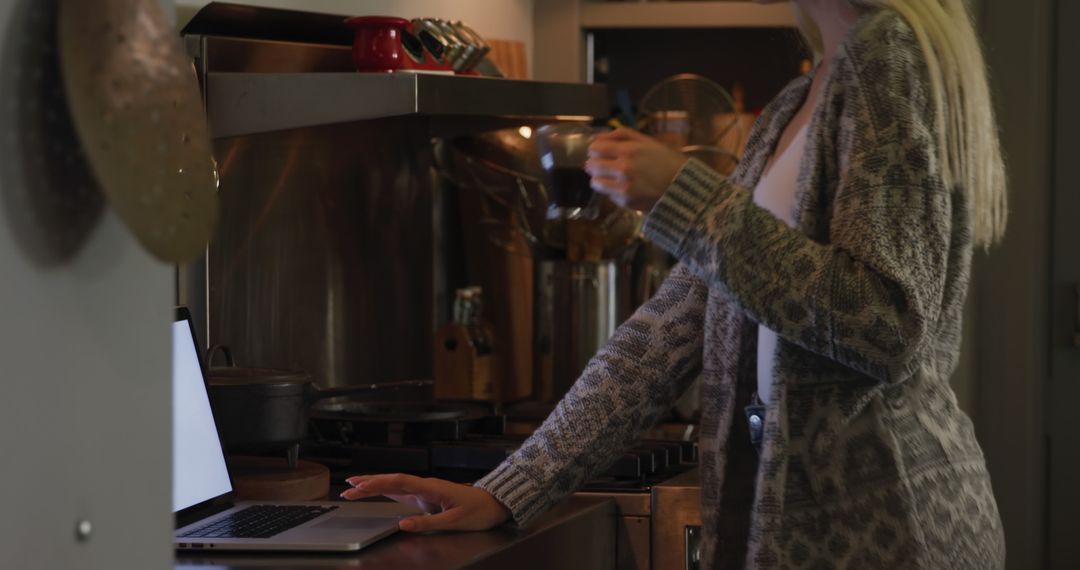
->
[342,0,1008,566]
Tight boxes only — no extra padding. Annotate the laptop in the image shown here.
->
[172,307,420,551]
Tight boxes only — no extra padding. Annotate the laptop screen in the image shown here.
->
[172,317,233,513]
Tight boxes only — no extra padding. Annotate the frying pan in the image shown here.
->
[57,0,218,263]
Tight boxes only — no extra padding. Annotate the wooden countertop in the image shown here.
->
[174,496,616,570]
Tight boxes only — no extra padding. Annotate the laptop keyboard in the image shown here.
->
[178,505,339,539]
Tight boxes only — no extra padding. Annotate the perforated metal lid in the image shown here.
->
[58,0,218,262]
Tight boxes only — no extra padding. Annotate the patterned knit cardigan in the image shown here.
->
[476,10,1005,569]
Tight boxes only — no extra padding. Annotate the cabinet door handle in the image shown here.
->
[685,525,702,570]
[1073,283,1080,349]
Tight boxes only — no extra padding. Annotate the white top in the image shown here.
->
[752,123,809,406]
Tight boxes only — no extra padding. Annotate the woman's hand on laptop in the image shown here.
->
[340,474,511,533]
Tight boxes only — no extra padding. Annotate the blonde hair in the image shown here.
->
[796,0,1007,247]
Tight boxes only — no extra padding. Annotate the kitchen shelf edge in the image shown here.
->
[205,72,608,139]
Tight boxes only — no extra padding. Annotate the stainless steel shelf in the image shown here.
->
[205,72,608,138]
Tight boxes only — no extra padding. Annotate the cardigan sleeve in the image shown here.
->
[473,263,706,527]
[643,19,950,383]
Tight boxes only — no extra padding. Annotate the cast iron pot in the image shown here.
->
[205,346,431,452]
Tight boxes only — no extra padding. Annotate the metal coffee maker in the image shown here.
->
[533,258,634,402]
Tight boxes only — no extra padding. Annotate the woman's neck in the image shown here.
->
[796,0,866,62]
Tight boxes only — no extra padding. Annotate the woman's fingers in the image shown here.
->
[588,139,638,160]
[592,127,644,143]
[590,174,628,195]
[587,139,622,158]
[584,157,628,180]
[339,487,370,500]
[357,473,425,493]
[398,509,464,533]
[385,494,443,514]
[590,177,632,208]
[589,129,645,161]
[339,485,442,515]
[340,474,443,503]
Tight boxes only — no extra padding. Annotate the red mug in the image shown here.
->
[344,16,413,72]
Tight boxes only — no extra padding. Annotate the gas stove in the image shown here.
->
[300,435,695,490]
[300,400,697,493]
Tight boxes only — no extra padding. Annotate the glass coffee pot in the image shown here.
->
[535,122,606,221]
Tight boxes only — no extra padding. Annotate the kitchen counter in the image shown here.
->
[175,496,615,570]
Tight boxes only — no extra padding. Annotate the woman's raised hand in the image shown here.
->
[340,474,512,533]
[586,127,689,212]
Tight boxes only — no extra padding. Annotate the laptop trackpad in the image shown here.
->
[312,516,400,530]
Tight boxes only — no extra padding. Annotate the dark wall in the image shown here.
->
[973,0,1055,568]
[591,27,811,114]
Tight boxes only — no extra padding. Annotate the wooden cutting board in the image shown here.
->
[487,39,529,79]
[227,456,330,502]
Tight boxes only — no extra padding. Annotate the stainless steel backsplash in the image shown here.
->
[206,118,446,387]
